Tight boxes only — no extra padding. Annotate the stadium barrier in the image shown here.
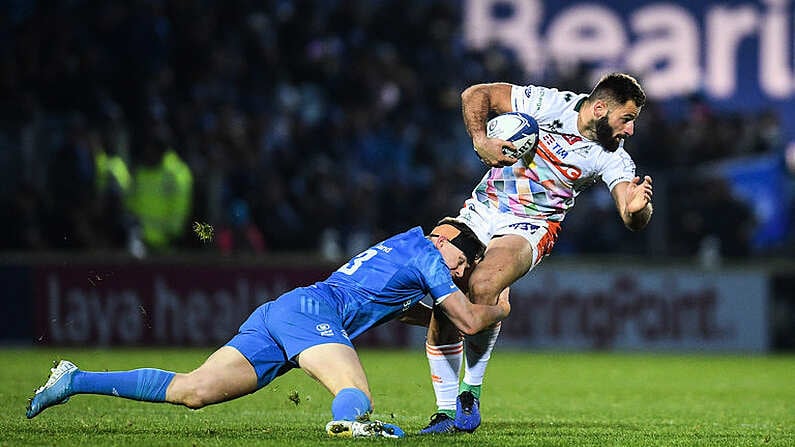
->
[1,255,791,352]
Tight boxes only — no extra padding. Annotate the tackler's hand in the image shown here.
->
[495,288,511,319]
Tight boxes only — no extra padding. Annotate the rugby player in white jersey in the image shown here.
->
[419,73,654,434]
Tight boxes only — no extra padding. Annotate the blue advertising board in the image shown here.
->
[463,0,795,139]
[718,154,790,248]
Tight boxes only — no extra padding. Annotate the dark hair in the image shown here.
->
[589,73,646,108]
[432,217,485,265]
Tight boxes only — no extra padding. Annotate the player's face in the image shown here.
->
[440,242,469,278]
[596,100,640,152]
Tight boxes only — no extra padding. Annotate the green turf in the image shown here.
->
[1,348,792,446]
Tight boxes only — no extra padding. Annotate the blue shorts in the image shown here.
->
[225,287,354,389]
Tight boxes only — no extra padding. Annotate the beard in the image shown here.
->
[595,115,620,152]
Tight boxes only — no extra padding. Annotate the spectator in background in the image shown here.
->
[674,94,718,166]
[699,176,755,258]
[0,182,48,251]
[672,176,755,259]
[250,173,305,252]
[216,198,265,255]
[125,123,193,254]
[91,125,133,250]
[749,110,783,155]
[44,114,99,250]
[0,0,789,257]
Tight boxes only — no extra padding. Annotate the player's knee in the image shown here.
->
[182,386,213,409]
[172,375,212,409]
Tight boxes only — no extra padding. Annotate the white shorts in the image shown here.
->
[453,198,561,267]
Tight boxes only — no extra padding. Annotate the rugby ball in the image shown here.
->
[486,112,539,159]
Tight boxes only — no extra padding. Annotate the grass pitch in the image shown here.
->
[1,348,792,446]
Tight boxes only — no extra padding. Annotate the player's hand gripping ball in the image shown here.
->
[486,112,540,160]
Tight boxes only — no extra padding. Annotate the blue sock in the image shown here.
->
[331,388,372,421]
[71,368,176,402]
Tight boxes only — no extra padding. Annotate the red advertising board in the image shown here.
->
[30,262,770,351]
[32,263,412,347]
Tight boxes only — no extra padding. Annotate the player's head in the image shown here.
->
[587,73,646,152]
[429,218,485,278]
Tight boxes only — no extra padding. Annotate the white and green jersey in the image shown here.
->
[471,84,636,222]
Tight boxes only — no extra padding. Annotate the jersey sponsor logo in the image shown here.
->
[541,134,570,158]
[316,323,334,337]
[508,222,541,232]
[561,134,583,145]
[459,207,476,225]
[375,243,393,253]
[537,135,583,181]
[535,90,545,110]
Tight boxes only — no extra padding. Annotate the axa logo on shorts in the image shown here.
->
[316,323,334,337]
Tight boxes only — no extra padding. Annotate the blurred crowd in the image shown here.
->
[0,0,791,260]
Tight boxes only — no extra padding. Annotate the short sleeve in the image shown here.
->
[511,84,545,116]
[510,85,582,125]
[601,148,636,191]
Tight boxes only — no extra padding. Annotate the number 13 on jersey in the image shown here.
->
[337,249,379,275]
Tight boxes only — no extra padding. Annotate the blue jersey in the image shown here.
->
[312,226,460,339]
[226,226,462,388]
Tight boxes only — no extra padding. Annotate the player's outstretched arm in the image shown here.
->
[438,288,510,335]
[612,176,654,231]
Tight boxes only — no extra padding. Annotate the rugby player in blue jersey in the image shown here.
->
[26,219,510,438]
